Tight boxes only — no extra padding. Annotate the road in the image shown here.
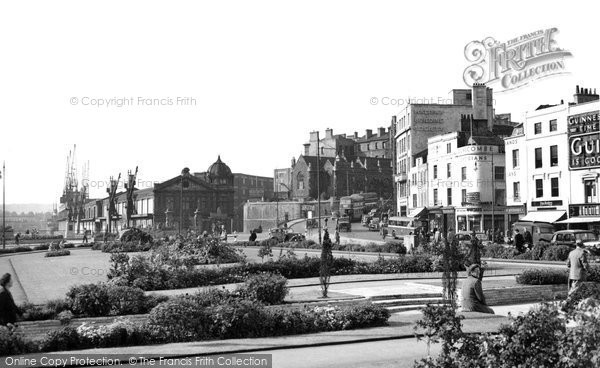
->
[201,339,440,368]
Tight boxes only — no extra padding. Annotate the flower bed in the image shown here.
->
[237,240,407,254]
[4,289,390,354]
[45,250,71,257]
[107,252,442,291]
[483,243,572,261]
[516,267,600,285]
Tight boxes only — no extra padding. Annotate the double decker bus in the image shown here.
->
[340,192,380,222]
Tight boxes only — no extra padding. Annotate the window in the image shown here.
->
[413,194,417,208]
[447,188,452,206]
[535,179,543,198]
[447,163,451,178]
[446,143,451,153]
[585,180,597,203]
[297,172,305,190]
[512,149,519,168]
[494,166,505,180]
[549,119,557,132]
[535,148,542,168]
[433,189,438,205]
[433,165,438,179]
[534,122,542,134]
[551,177,559,197]
[513,182,520,200]
[461,167,467,181]
[462,189,467,204]
[550,145,558,167]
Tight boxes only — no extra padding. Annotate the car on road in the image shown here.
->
[269,228,305,243]
[550,230,600,255]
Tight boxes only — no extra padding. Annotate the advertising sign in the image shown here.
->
[569,111,600,169]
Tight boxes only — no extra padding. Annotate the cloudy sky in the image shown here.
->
[0,0,598,204]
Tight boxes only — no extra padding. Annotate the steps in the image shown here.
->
[369,292,447,312]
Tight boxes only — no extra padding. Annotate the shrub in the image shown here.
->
[0,246,32,254]
[120,228,153,244]
[66,284,112,317]
[91,242,103,250]
[45,249,71,257]
[40,327,81,352]
[516,268,569,285]
[32,244,50,251]
[561,282,600,313]
[57,310,73,325]
[385,240,407,255]
[147,297,213,342]
[0,325,32,355]
[101,241,152,253]
[238,273,288,305]
[107,286,150,315]
[542,245,571,261]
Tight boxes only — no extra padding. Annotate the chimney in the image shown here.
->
[377,127,386,137]
[366,129,373,138]
[574,85,599,104]
[309,131,318,142]
[354,132,358,139]
[325,128,333,139]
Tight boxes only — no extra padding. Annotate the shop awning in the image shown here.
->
[408,207,427,218]
[555,216,600,224]
[519,210,566,223]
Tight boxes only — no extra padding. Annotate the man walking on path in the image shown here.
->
[567,239,589,293]
[513,229,525,253]
[523,227,533,249]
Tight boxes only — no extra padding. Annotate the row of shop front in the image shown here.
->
[407,202,600,235]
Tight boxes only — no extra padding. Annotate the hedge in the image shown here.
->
[516,266,600,285]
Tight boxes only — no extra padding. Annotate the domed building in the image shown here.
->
[206,155,234,185]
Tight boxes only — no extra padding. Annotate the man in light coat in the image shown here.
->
[567,239,589,293]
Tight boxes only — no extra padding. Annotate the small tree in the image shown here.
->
[319,230,334,298]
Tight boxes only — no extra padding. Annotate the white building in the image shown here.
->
[427,116,507,233]
[507,86,600,230]
[394,84,495,218]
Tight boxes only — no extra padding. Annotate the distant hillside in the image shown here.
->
[3,204,54,214]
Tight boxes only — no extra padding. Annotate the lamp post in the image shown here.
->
[2,161,5,249]
[179,168,191,236]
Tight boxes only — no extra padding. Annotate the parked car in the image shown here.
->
[550,230,600,255]
[269,228,305,242]
[511,221,555,243]
[368,218,381,231]
[455,231,491,248]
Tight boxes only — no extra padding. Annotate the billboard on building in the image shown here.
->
[569,111,600,169]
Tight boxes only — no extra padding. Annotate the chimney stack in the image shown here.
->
[366,129,373,138]
[377,127,386,137]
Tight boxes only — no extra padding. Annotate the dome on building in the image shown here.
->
[207,155,233,184]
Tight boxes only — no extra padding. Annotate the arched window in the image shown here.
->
[297,172,305,190]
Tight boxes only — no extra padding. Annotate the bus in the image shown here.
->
[387,216,417,237]
[340,192,380,222]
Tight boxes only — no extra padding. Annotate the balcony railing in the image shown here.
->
[570,203,600,217]
[396,173,408,182]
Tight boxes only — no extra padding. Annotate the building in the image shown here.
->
[71,156,236,234]
[289,154,393,201]
[274,167,293,199]
[302,127,392,159]
[427,115,508,233]
[395,83,495,218]
[510,86,600,230]
[231,173,273,231]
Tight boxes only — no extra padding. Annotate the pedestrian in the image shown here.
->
[324,217,328,228]
[567,239,589,293]
[467,230,482,266]
[460,264,494,314]
[391,229,396,239]
[335,229,340,245]
[513,229,525,253]
[433,228,440,244]
[0,273,21,326]
[82,231,88,244]
[14,233,20,246]
[446,227,455,245]
[381,226,388,240]
[249,230,257,242]
[523,227,533,249]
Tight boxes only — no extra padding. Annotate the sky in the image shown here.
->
[0,0,598,204]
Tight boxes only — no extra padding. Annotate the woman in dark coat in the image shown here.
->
[0,273,20,325]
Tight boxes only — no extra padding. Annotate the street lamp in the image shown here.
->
[179,168,191,236]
